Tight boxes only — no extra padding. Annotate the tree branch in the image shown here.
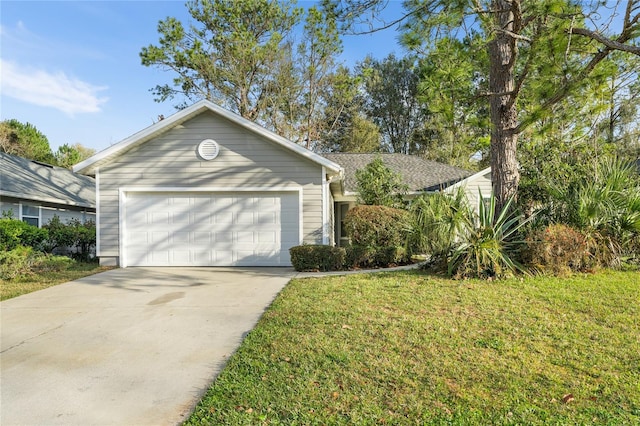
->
[571,27,640,55]
[494,28,531,42]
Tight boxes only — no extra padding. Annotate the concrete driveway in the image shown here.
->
[1,267,295,425]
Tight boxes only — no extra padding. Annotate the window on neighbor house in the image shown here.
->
[22,204,40,227]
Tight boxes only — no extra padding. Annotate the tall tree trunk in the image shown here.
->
[489,0,520,214]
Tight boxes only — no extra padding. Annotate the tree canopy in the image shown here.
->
[0,119,56,164]
[325,0,640,210]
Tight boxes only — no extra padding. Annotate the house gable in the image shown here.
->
[74,100,341,178]
[84,102,340,267]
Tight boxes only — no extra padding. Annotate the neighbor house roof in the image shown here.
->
[1,152,95,209]
[74,100,343,178]
[322,153,473,194]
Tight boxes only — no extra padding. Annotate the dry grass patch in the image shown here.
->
[1,263,114,301]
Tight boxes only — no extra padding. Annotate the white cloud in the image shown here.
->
[0,59,108,115]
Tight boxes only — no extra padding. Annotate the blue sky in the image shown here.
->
[1,1,405,153]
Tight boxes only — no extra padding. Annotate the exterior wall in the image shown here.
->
[0,196,95,226]
[328,191,335,246]
[98,111,326,264]
[0,199,19,218]
[41,207,95,225]
[462,171,493,214]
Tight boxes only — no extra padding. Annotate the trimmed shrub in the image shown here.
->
[374,246,407,267]
[343,245,376,269]
[343,205,410,247]
[289,245,346,272]
[524,224,590,275]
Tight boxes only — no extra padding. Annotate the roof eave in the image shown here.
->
[0,190,96,210]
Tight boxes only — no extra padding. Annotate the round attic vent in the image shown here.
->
[197,139,220,160]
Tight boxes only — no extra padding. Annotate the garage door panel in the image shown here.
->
[124,192,298,266]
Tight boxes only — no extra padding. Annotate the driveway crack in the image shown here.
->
[1,324,65,354]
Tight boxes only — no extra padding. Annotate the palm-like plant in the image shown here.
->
[571,157,640,265]
[406,187,469,257]
[447,192,532,279]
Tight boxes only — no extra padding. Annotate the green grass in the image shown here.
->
[186,270,640,425]
[0,262,114,301]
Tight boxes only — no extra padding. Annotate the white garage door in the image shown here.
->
[123,192,299,266]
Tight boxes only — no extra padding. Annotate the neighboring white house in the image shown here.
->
[0,152,96,227]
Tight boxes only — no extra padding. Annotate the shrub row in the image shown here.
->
[0,216,96,260]
[290,244,408,272]
[289,245,345,272]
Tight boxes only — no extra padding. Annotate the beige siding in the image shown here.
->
[462,172,493,214]
[98,111,325,259]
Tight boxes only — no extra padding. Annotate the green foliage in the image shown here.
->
[141,0,345,146]
[43,215,76,251]
[343,205,409,247]
[289,245,345,272]
[321,66,380,152]
[342,205,410,268]
[186,269,640,425]
[342,244,407,269]
[0,246,74,280]
[69,219,97,261]
[0,119,55,163]
[0,218,48,251]
[524,224,591,276]
[536,157,640,267]
[354,158,408,208]
[357,54,423,154]
[54,143,95,169]
[141,0,303,113]
[406,188,469,256]
[342,244,375,269]
[43,216,96,260]
[446,193,531,279]
[295,5,343,149]
[0,218,24,251]
[413,36,490,168]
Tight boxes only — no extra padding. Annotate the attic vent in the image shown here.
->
[197,139,220,161]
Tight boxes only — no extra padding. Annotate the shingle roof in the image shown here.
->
[1,152,95,209]
[322,153,473,194]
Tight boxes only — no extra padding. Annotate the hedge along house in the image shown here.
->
[74,100,342,267]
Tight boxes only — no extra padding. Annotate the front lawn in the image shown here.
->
[0,262,114,301]
[187,270,640,425]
